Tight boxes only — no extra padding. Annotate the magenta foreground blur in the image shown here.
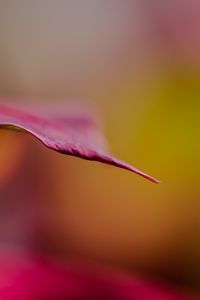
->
[0,251,188,300]
[0,103,159,183]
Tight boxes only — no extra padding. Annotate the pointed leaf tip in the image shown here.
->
[0,102,159,183]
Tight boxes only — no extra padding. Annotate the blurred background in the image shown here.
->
[0,0,199,292]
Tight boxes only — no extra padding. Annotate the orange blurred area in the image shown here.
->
[0,130,25,188]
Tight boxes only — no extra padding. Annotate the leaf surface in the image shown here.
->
[0,103,159,183]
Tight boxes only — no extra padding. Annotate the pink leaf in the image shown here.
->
[0,102,159,183]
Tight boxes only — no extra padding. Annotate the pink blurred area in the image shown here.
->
[0,0,199,297]
[0,249,190,300]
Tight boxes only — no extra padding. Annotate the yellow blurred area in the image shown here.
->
[35,71,199,288]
